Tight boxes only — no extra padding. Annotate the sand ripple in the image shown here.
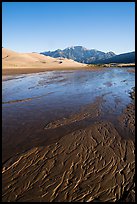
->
[2,120,135,202]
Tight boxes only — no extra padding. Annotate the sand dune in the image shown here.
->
[2,48,86,74]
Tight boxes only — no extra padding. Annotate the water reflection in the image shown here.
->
[2,67,135,161]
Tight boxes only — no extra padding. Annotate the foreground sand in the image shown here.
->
[2,88,135,202]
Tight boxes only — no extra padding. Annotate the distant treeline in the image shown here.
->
[93,52,135,64]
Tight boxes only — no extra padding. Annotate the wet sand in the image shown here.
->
[2,69,135,202]
[3,65,135,76]
[127,68,135,73]
[2,121,135,202]
[2,93,135,202]
[2,67,87,76]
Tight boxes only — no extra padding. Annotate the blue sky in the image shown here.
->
[2,2,135,54]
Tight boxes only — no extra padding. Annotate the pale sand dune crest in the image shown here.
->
[2,48,86,70]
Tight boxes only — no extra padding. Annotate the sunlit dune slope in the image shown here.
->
[2,48,86,69]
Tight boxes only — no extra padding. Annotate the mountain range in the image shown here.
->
[94,51,135,64]
[41,46,135,64]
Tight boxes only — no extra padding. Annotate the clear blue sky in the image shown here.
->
[2,2,135,54]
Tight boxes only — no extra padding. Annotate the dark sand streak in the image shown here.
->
[2,92,54,104]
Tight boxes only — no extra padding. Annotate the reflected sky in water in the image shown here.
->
[2,67,135,162]
[3,68,135,115]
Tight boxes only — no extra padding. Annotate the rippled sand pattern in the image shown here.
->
[118,103,135,138]
[44,96,102,130]
[2,70,135,202]
[2,119,135,202]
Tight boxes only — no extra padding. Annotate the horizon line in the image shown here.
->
[2,46,135,56]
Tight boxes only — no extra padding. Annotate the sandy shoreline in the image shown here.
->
[2,67,86,75]
[2,66,135,76]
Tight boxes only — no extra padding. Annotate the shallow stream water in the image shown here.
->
[2,67,135,162]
